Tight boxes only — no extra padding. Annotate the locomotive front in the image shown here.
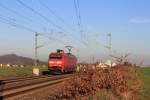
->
[48,50,64,73]
[48,49,77,73]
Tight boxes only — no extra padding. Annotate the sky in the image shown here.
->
[0,0,150,66]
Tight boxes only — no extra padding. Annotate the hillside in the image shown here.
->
[0,54,46,65]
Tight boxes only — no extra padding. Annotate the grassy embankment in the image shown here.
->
[138,67,150,100]
[0,66,47,79]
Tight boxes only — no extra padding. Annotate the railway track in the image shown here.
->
[1,75,53,83]
[0,74,71,99]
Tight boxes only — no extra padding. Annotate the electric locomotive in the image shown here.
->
[48,49,77,73]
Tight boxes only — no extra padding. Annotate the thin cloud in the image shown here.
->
[129,18,150,24]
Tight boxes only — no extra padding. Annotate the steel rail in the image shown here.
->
[1,75,53,83]
[0,74,71,99]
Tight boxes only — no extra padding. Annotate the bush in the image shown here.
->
[49,65,141,100]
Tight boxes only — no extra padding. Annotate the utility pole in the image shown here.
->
[107,33,112,66]
[34,32,40,66]
[92,56,95,64]
[108,32,112,57]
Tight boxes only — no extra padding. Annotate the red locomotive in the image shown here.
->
[48,49,77,73]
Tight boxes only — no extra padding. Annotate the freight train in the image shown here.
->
[48,49,77,73]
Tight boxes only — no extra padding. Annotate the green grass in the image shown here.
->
[140,67,150,76]
[138,67,150,100]
[0,66,47,75]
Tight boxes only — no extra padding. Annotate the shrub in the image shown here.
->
[49,65,141,100]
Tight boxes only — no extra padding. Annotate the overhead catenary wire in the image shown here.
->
[40,33,69,45]
[0,0,84,50]
[0,15,36,32]
[76,0,84,40]
[76,0,82,27]
[16,0,68,33]
[74,0,80,27]
[0,13,79,49]
[0,2,71,40]
[0,14,71,45]
[0,18,69,66]
[38,0,78,33]
[17,0,88,48]
[1,1,73,34]
[0,3,34,24]
[0,2,48,31]
[73,0,87,45]
[37,0,84,46]
[74,0,101,51]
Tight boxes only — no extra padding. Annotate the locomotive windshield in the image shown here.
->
[50,54,62,59]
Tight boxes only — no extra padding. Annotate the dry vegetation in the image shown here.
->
[49,65,141,100]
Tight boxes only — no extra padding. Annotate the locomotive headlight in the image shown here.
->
[49,61,54,64]
[56,61,62,64]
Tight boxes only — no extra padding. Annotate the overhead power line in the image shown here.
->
[17,0,87,47]
[74,0,80,27]
[38,0,77,32]
[37,0,80,43]
[16,0,68,33]
[76,0,82,27]
[0,0,84,48]
[0,3,32,23]
[0,15,36,32]
[0,2,48,31]
[40,33,68,45]
[0,14,71,45]
[73,0,86,45]
[0,14,80,48]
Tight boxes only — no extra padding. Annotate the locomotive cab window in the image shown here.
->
[50,54,62,59]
